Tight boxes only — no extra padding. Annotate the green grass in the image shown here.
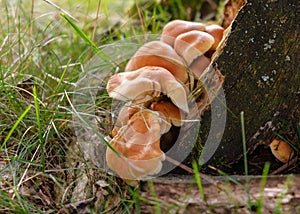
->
[192,160,206,202]
[0,0,131,212]
[0,0,178,212]
[256,162,271,213]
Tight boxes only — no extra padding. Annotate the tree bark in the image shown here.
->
[200,0,300,168]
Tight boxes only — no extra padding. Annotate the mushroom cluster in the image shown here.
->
[105,20,224,185]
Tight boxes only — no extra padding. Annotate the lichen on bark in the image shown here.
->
[199,0,300,168]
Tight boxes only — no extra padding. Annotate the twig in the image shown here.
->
[13,144,41,199]
[63,197,95,208]
[42,0,78,22]
[270,157,298,175]
[30,0,34,37]
[135,0,146,37]
[92,0,101,43]
[0,36,8,52]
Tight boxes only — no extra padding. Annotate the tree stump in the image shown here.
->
[200,0,300,168]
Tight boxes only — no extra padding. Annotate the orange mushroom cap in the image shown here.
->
[174,30,215,66]
[125,41,188,84]
[161,20,206,47]
[204,24,224,51]
[107,66,189,113]
[269,139,294,163]
[149,100,182,127]
[106,110,165,184]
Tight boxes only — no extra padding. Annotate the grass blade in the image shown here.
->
[192,161,206,202]
[147,180,162,214]
[61,14,96,49]
[64,91,117,155]
[55,59,71,93]
[1,105,32,152]
[274,175,293,214]
[240,111,251,208]
[61,13,115,67]
[33,86,45,172]
[257,162,270,213]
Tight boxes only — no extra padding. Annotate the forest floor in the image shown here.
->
[139,175,300,213]
[136,144,300,213]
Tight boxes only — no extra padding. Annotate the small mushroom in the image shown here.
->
[204,24,224,51]
[107,66,189,113]
[174,30,215,66]
[149,100,182,127]
[125,41,188,84]
[106,110,165,185]
[161,20,206,47]
[270,139,294,163]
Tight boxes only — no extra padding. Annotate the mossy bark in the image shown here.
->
[200,0,300,168]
